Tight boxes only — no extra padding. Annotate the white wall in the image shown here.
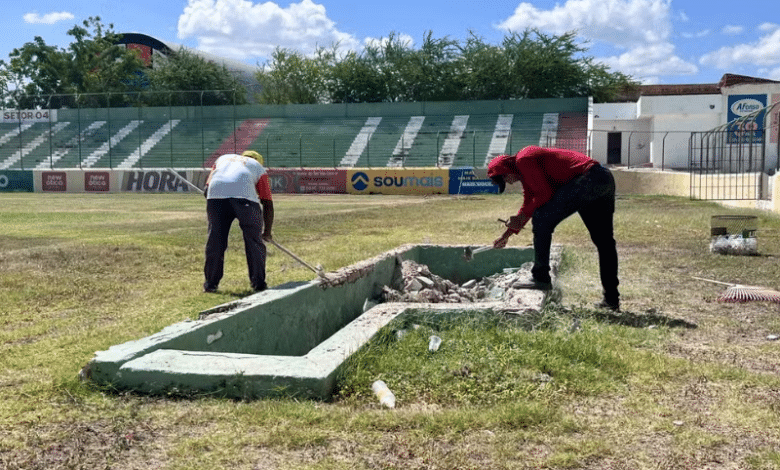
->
[638,94,722,117]
[590,103,651,166]
[591,93,764,170]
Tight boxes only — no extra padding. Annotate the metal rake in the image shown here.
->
[691,276,780,303]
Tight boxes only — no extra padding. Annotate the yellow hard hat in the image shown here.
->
[242,150,263,165]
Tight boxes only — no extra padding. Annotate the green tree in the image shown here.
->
[328,50,388,103]
[327,33,412,103]
[368,32,417,102]
[2,36,72,108]
[256,47,332,104]
[457,32,514,100]
[583,59,639,103]
[2,17,145,108]
[255,29,638,104]
[502,30,590,99]
[144,48,247,106]
[400,32,462,102]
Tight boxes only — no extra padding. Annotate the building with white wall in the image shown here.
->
[590,74,780,172]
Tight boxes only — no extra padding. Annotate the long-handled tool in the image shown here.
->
[268,239,327,279]
[464,218,512,261]
[167,168,205,194]
[463,245,492,261]
[692,276,780,303]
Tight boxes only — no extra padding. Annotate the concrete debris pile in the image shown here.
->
[381,259,537,304]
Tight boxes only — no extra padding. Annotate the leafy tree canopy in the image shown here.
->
[0,16,246,108]
[143,48,247,106]
[1,21,637,108]
[1,17,145,108]
[258,29,638,104]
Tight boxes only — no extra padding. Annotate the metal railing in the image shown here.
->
[689,100,780,200]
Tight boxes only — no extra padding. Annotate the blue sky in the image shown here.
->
[2,0,779,86]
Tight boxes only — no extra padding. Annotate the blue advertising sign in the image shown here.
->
[0,171,34,192]
[449,168,499,195]
[727,94,766,143]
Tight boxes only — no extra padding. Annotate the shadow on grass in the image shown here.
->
[590,308,698,329]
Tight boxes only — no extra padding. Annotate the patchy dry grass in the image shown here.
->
[2,192,780,469]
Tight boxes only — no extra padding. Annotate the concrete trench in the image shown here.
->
[81,244,560,400]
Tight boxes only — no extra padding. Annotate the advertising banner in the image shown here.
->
[41,171,67,192]
[727,94,766,143]
[346,168,449,195]
[449,168,499,194]
[122,170,194,193]
[268,168,346,194]
[0,171,34,192]
[85,171,111,192]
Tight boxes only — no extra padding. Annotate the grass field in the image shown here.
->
[3,192,780,469]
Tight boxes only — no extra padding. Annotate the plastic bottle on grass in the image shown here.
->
[371,380,396,408]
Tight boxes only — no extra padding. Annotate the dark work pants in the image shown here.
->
[204,198,267,291]
[530,165,620,302]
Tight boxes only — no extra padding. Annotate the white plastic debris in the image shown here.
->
[710,235,757,255]
[206,330,223,344]
[371,380,396,408]
[428,335,442,352]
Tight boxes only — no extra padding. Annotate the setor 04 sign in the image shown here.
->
[2,109,58,123]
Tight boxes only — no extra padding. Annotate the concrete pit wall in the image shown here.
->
[83,244,546,400]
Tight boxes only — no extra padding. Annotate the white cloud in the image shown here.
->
[722,25,743,36]
[680,30,710,39]
[177,0,360,62]
[700,27,780,69]
[496,0,698,82]
[496,0,673,47]
[23,11,74,25]
[763,66,780,81]
[599,42,698,83]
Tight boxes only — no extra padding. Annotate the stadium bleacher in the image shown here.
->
[0,99,588,170]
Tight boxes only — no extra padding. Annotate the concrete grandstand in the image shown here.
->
[0,98,588,171]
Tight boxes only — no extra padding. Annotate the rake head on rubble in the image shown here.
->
[691,276,780,303]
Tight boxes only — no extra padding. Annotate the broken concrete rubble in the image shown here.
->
[381,259,544,305]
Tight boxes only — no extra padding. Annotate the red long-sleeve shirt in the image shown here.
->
[489,146,597,225]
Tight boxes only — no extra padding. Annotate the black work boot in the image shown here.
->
[594,297,620,312]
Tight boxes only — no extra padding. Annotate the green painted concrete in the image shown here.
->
[83,244,554,399]
[58,97,587,121]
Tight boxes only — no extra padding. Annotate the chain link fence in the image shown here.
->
[1,91,590,170]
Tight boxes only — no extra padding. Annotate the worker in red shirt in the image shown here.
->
[203,150,274,293]
[487,146,620,311]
